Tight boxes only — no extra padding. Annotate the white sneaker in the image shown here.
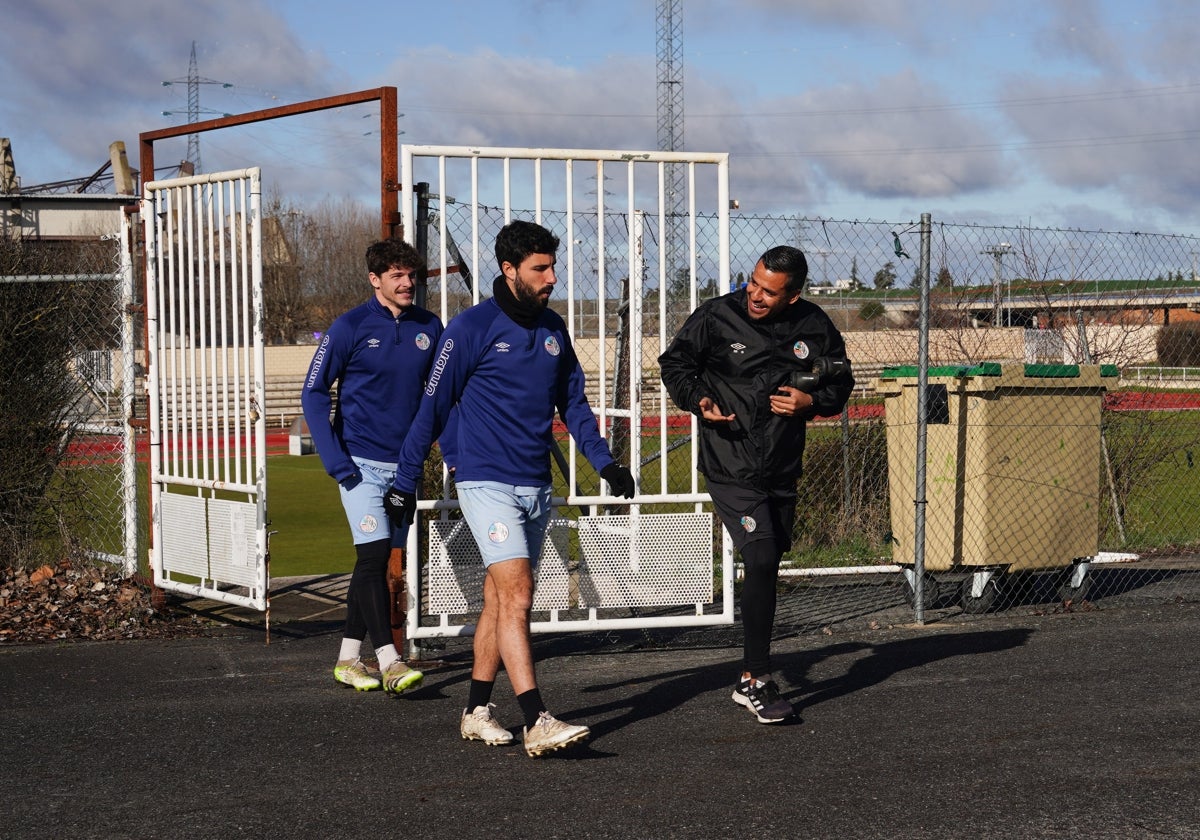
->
[523,711,590,757]
[460,703,515,745]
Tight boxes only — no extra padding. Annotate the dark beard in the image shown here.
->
[492,275,545,328]
[513,278,549,311]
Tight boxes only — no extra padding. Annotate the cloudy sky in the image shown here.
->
[2,0,1198,232]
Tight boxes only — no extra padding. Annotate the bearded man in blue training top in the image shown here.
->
[384,220,635,757]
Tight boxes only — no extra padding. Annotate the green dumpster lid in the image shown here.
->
[1023,363,1120,377]
[880,362,1002,378]
[879,362,1120,379]
[1023,364,1079,377]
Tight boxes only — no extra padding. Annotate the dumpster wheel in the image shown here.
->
[902,571,941,610]
[960,571,1001,614]
[1056,560,1092,604]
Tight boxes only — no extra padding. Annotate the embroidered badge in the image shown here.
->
[793,341,810,359]
[740,515,757,533]
[359,514,379,534]
[367,338,382,349]
[488,522,510,543]
[544,336,561,356]
[731,342,747,354]
[494,342,511,353]
[415,332,430,351]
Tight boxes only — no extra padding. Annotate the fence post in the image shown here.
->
[912,213,933,622]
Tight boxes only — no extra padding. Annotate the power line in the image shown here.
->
[396,80,1200,121]
[737,127,1200,159]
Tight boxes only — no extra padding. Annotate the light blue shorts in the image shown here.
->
[455,480,553,568]
[339,457,409,547]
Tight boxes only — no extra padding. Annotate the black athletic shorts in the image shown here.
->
[706,480,797,552]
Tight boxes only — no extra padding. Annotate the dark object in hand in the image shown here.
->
[786,356,851,392]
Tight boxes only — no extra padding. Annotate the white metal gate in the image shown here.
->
[400,145,734,639]
[143,168,268,610]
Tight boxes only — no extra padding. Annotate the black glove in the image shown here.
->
[382,486,417,529]
[601,463,636,499]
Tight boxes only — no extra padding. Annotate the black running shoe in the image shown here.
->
[732,677,793,724]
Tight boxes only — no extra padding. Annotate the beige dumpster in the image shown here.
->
[875,363,1116,611]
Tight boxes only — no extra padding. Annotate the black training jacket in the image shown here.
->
[658,287,855,487]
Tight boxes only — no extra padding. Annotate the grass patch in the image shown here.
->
[267,456,352,576]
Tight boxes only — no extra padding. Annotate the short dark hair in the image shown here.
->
[759,245,808,294]
[366,238,424,277]
[495,220,560,270]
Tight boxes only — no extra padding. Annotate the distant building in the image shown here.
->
[807,278,855,295]
[1,138,135,243]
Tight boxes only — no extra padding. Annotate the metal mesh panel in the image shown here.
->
[426,518,573,612]
[577,513,713,607]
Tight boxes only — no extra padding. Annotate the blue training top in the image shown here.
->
[300,296,444,484]
[393,293,615,491]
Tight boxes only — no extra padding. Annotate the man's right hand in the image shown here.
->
[382,486,416,529]
[698,396,736,424]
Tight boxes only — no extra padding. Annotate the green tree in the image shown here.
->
[873,261,896,290]
[859,300,886,328]
[668,266,692,299]
[849,257,862,290]
[935,266,954,288]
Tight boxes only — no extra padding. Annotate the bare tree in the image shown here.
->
[260,195,378,342]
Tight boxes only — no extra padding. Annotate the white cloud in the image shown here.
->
[0,0,329,184]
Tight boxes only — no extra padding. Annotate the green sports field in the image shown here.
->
[266,456,355,575]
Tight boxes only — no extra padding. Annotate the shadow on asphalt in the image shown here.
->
[551,627,1033,746]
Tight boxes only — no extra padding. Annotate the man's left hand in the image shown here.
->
[770,385,814,417]
[383,486,417,528]
[601,463,636,498]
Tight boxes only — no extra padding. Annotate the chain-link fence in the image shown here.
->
[7,187,1195,635]
[757,217,1200,629]
[0,228,139,575]
[407,208,1200,628]
[259,202,1200,631]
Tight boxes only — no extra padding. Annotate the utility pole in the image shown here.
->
[656,0,685,330]
[981,242,1012,326]
[161,41,232,174]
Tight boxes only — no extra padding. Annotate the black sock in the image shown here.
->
[466,679,494,711]
[516,688,546,729]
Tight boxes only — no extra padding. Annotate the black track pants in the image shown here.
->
[343,538,391,651]
[739,538,782,676]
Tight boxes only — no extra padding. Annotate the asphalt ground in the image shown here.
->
[3,584,1199,840]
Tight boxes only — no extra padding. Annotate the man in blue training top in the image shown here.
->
[383,220,635,757]
[301,238,443,696]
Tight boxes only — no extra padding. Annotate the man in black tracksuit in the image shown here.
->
[659,245,854,724]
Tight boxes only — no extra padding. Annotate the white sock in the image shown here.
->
[338,638,362,662]
[376,644,400,671]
